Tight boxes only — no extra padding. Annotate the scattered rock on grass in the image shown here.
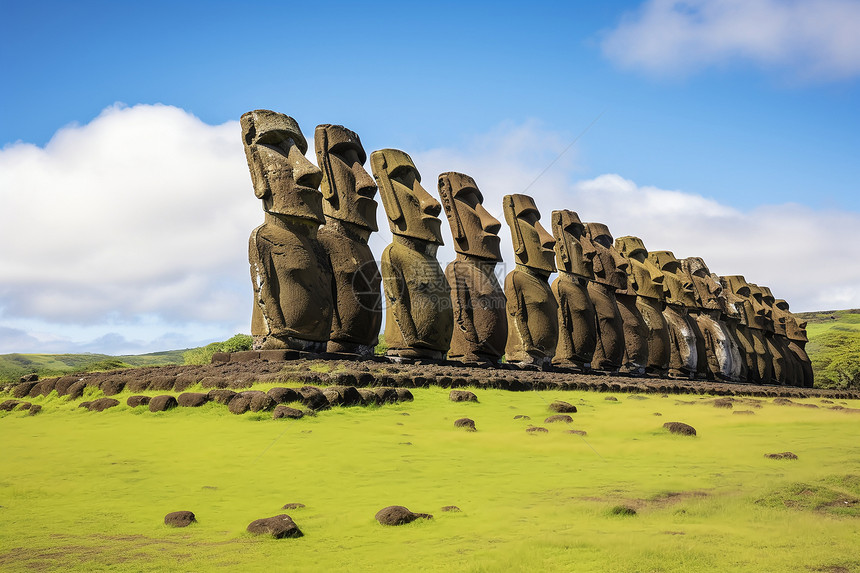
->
[441,505,461,512]
[228,395,252,415]
[566,429,587,436]
[0,400,20,411]
[246,514,302,538]
[28,404,42,416]
[149,395,178,413]
[297,386,329,410]
[375,505,432,526]
[454,418,476,431]
[449,390,478,403]
[513,414,531,420]
[526,426,549,433]
[87,398,119,412]
[66,380,86,400]
[545,414,573,424]
[733,410,755,415]
[267,387,300,404]
[605,396,618,401]
[548,401,577,413]
[395,388,414,402]
[281,503,305,510]
[164,511,196,527]
[127,395,150,408]
[273,406,304,420]
[713,398,733,409]
[764,452,798,460]
[663,422,696,436]
[208,389,237,405]
[177,392,209,407]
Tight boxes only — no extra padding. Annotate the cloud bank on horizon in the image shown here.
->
[602,0,860,80]
[1,104,858,355]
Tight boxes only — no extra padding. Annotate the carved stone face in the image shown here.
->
[743,283,773,332]
[682,257,722,311]
[720,275,759,327]
[756,285,777,333]
[503,194,555,275]
[551,210,595,279]
[615,236,664,300]
[370,149,444,244]
[241,110,324,224]
[315,124,378,232]
[648,251,697,307]
[712,273,739,319]
[438,172,501,260]
[585,223,627,290]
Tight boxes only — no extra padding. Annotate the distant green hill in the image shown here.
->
[797,309,860,389]
[0,350,187,383]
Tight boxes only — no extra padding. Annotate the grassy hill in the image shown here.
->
[0,350,187,383]
[797,309,860,389]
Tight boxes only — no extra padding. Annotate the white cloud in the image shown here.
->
[1,107,857,353]
[601,0,860,80]
[0,104,255,353]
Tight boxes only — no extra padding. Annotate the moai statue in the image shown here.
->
[371,149,453,360]
[315,124,381,356]
[586,223,644,374]
[711,272,748,383]
[682,257,739,381]
[648,251,699,378]
[241,110,332,352]
[551,210,597,371]
[721,276,772,383]
[438,172,507,364]
[503,194,559,368]
[767,292,802,386]
[615,236,671,376]
[754,285,789,385]
[775,299,814,388]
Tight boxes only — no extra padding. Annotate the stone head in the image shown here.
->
[585,223,627,291]
[748,284,775,332]
[438,172,501,260]
[315,124,378,232]
[615,236,664,300]
[712,272,739,320]
[775,299,808,342]
[682,257,722,311]
[551,210,595,279]
[720,275,759,328]
[648,251,697,307]
[241,110,324,224]
[370,149,444,244]
[503,194,555,276]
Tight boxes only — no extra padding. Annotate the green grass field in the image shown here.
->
[1,383,859,572]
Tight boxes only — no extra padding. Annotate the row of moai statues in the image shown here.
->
[241,110,813,387]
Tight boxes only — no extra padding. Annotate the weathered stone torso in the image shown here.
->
[505,267,559,363]
[446,260,507,361]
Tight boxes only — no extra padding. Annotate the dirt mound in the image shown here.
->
[208,389,237,404]
[246,514,302,538]
[272,406,304,419]
[548,401,576,413]
[127,396,150,407]
[764,452,798,460]
[374,505,432,526]
[267,387,300,404]
[164,511,196,527]
[526,426,549,433]
[87,398,119,412]
[663,422,697,436]
[449,390,478,402]
[454,418,476,431]
[177,393,209,407]
[545,414,573,424]
[149,395,178,412]
[610,505,637,516]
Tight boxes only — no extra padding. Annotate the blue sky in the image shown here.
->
[2,0,859,354]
